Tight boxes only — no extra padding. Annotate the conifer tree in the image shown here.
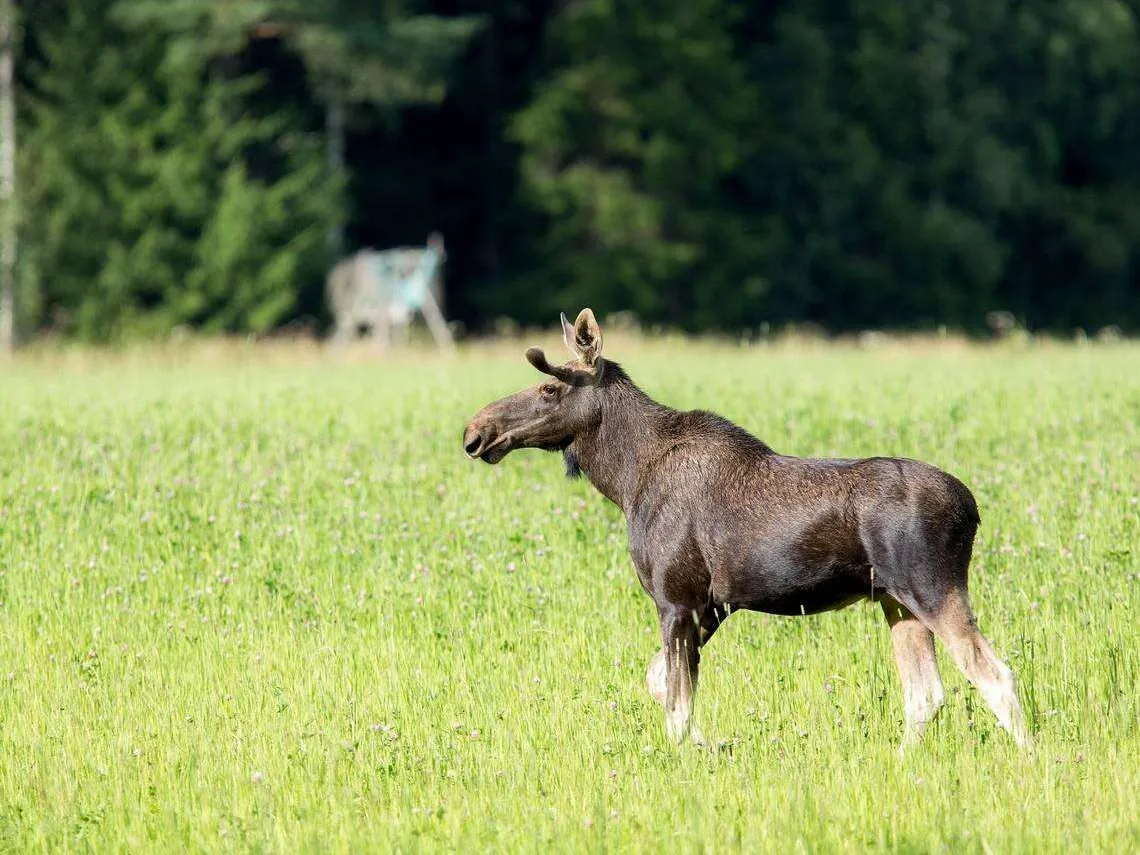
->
[117,0,483,255]
[22,0,336,339]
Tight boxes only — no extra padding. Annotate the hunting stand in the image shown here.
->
[326,232,454,351]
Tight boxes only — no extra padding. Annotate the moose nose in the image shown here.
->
[463,424,485,458]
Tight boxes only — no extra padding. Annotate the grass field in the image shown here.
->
[1,333,1138,853]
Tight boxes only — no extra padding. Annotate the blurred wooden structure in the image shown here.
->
[326,232,453,351]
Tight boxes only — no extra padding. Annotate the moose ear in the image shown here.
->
[564,308,602,368]
[560,312,577,359]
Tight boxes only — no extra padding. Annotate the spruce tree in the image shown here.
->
[22,0,336,340]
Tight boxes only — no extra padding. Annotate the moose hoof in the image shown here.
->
[664,718,711,750]
[664,709,691,745]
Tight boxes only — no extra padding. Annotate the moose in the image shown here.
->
[463,309,1031,751]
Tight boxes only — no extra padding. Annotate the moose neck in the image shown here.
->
[567,361,672,511]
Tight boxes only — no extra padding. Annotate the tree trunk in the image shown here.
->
[0,0,15,354]
[326,94,346,260]
[481,27,500,282]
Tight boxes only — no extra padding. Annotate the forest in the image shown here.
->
[7,0,1140,341]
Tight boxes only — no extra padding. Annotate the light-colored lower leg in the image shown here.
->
[883,599,945,750]
[649,649,707,745]
[933,597,1032,749]
[663,639,694,745]
[948,630,1032,748]
[664,695,692,744]
[646,649,667,707]
[661,621,713,747]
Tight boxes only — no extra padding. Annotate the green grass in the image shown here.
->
[1,335,1138,853]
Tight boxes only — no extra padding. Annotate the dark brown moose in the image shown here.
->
[463,309,1031,751]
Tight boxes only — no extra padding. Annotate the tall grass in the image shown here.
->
[1,337,1137,852]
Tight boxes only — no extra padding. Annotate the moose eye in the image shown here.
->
[540,383,558,399]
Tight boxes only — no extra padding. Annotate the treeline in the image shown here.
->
[10,0,1140,341]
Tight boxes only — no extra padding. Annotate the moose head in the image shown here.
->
[463,309,606,465]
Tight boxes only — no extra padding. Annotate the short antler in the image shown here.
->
[526,347,569,379]
[526,347,597,386]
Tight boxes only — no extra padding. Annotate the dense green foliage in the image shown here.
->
[21,0,337,340]
[1,339,1137,850]
[10,0,1140,340]
[513,0,1140,333]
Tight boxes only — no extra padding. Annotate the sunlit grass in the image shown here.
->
[1,337,1137,852]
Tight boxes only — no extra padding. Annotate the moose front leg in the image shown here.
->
[659,607,704,745]
[647,604,722,701]
[646,649,668,707]
[648,605,723,746]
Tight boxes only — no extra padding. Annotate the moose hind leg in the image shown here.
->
[930,593,1032,748]
[881,596,945,750]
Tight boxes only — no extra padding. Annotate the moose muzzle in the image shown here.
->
[463,423,489,459]
[463,419,513,464]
